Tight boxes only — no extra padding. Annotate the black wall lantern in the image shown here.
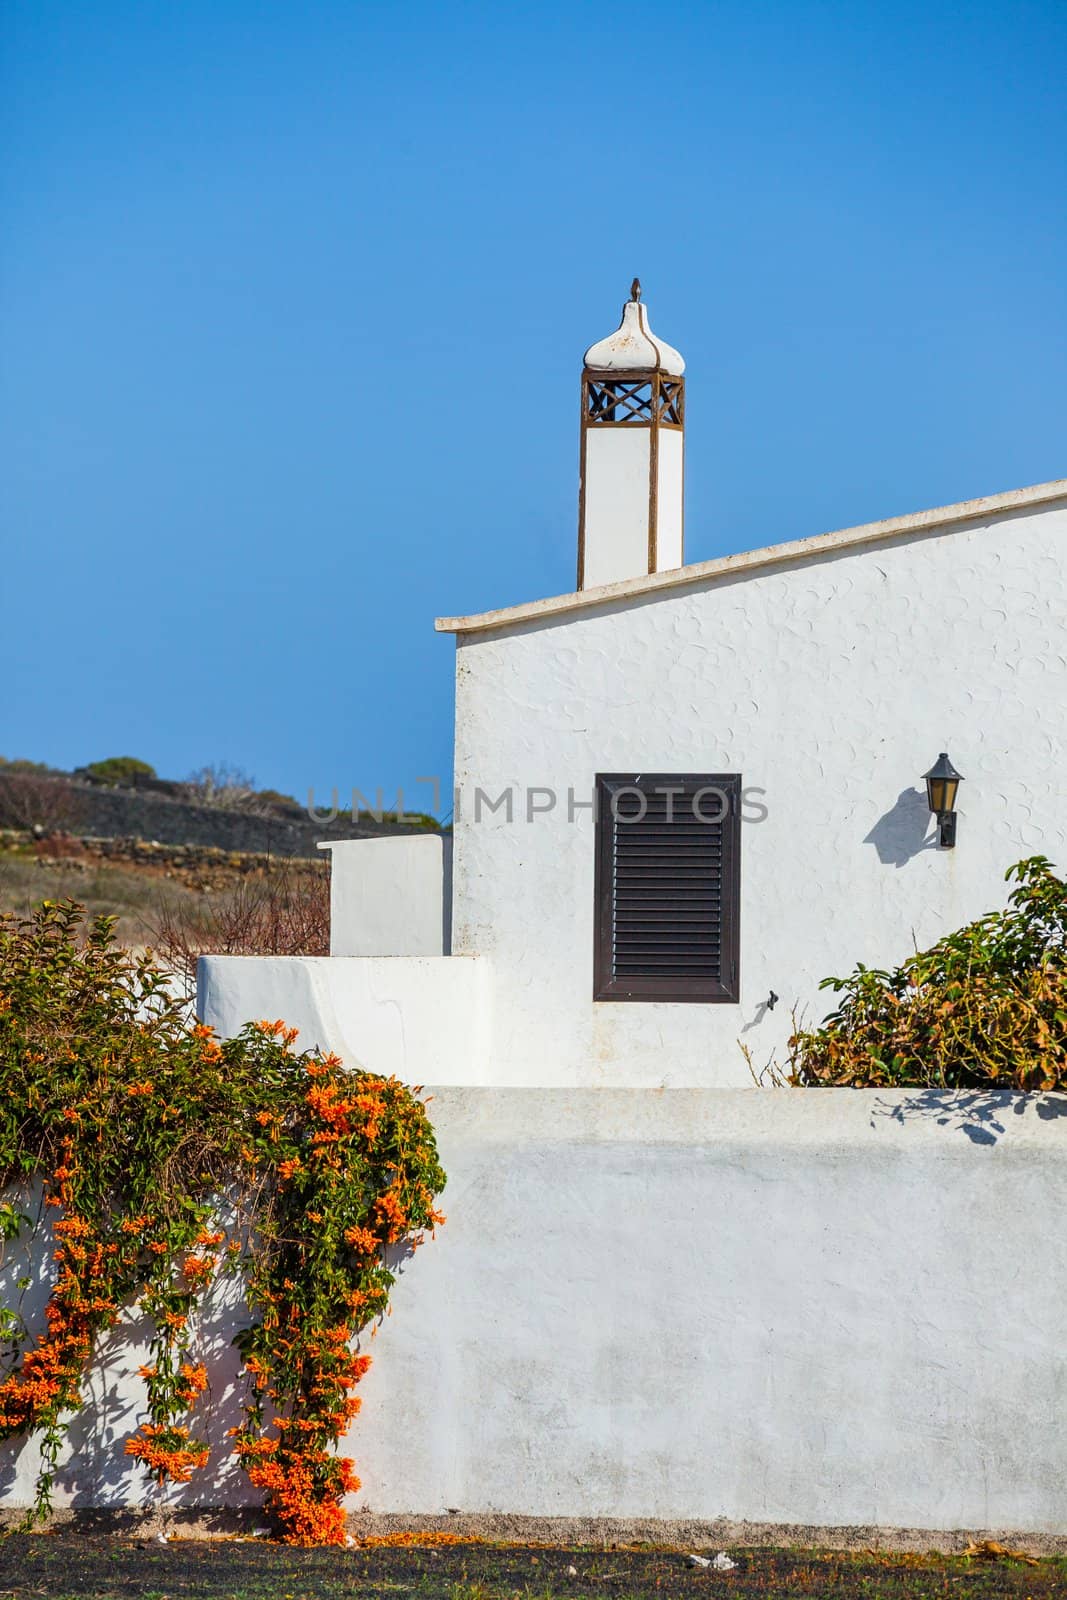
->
[924,753,963,849]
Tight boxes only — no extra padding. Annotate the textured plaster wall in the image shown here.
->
[451,502,1067,1087]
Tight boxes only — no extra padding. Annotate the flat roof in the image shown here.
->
[435,476,1067,637]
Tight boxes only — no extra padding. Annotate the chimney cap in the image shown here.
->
[583,282,685,376]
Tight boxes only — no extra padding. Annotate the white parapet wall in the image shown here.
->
[320,836,452,958]
[197,953,490,1082]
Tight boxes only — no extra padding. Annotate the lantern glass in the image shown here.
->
[923,753,963,816]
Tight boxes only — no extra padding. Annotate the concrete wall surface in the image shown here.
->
[2,1087,1065,1529]
[197,953,491,1081]
[350,1087,1067,1532]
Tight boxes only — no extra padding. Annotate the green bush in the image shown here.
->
[84,756,156,786]
[0,758,54,775]
[352,809,440,831]
[0,900,445,1541]
[784,857,1067,1091]
[256,788,301,810]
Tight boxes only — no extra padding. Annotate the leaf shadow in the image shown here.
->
[871,1088,1067,1146]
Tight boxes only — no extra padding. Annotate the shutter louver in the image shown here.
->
[594,775,741,1002]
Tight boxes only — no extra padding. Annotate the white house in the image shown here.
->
[10,287,1063,1539]
[202,282,1067,1096]
[191,287,1067,1543]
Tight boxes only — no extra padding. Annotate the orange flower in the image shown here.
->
[374,1190,408,1242]
[125,1425,208,1485]
[181,1254,216,1284]
[343,1226,379,1255]
[53,1216,91,1238]
[254,1020,296,1043]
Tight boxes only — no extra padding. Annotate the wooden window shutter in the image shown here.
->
[594,774,741,1003]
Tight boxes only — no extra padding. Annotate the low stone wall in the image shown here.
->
[2,1086,1065,1534]
[66,785,405,857]
[0,775,435,859]
[3,830,327,889]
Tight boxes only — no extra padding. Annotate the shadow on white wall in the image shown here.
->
[865,787,937,867]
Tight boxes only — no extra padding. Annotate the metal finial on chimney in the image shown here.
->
[630,277,642,302]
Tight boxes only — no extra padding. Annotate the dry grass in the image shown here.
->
[0,842,201,953]
[0,840,328,982]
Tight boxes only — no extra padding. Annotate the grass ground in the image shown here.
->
[0,1539,1061,1600]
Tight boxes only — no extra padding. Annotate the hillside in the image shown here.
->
[0,760,439,856]
[0,760,440,959]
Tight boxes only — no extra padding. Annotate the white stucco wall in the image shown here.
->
[451,499,1067,1087]
[163,495,1067,1536]
[321,836,451,957]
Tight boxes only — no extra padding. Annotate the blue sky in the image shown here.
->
[3,1,1065,813]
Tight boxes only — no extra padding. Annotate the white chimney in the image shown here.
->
[577,279,685,590]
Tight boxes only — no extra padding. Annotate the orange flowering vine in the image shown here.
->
[0,900,446,1542]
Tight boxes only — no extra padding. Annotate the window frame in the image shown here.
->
[593,772,741,1004]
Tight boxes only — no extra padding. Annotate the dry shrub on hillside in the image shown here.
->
[0,773,83,836]
[151,858,330,984]
[33,833,87,860]
[184,762,265,812]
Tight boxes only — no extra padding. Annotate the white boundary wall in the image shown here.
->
[4,1086,1066,1531]
[352,1087,1067,1532]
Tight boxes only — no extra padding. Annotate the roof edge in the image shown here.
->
[435,476,1067,636]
